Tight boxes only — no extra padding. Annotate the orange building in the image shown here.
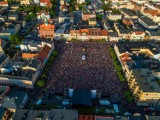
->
[39,22,54,39]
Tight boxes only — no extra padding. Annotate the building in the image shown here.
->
[69,27,108,41]
[114,23,131,40]
[108,32,119,41]
[0,43,53,88]
[82,12,96,21]
[146,31,160,41]
[10,4,20,11]
[2,90,28,112]
[37,11,50,21]
[114,43,160,106]
[0,85,10,99]
[77,0,86,4]
[130,31,145,40]
[0,16,7,21]
[38,19,54,39]
[54,28,65,40]
[107,13,122,21]
[127,68,160,106]
[58,12,74,23]
[121,8,138,18]
[14,109,78,120]
[20,0,31,5]
[0,40,10,68]
[0,59,42,88]
[8,15,19,21]
[0,29,15,40]
[37,44,52,65]
[78,115,114,120]
[88,18,97,26]
[40,0,52,7]
[0,1,8,7]
[0,107,12,120]
[33,0,40,4]
[138,16,158,30]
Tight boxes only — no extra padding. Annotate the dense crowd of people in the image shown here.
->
[47,41,128,102]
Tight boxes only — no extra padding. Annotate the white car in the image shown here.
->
[82,54,86,60]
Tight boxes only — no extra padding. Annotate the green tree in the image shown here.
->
[69,6,74,12]
[112,9,121,14]
[102,4,111,11]
[96,13,103,21]
[36,80,45,87]
[10,34,22,46]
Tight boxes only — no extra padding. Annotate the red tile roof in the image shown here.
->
[40,0,52,7]
[78,115,95,120]
[134,31,144,35]
[101,30,108,36]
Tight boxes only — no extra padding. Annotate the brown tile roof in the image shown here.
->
[143,9,160,16]
[38,50,48,61]
[43,45,52,53]
[122,18,133,26]
[37,45,51,62]
[101,30,108,36]
[22,53,38,59]
[0,1,8,5]
[120,53,133,65]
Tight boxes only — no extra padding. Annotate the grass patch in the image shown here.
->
[109,47,126,82]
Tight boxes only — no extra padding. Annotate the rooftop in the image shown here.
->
[116,42,159,55]
[2,90,27,109]
[132,68,160,92]
[148,31,160,36]
[139,16,158,26]
[14,109,78,120]
[0,85,10,98]
[72,89,92,106]
[121,8,136,17]
[0,107,6,120]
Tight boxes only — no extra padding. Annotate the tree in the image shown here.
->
[36,80,45,87]
[96,13,103,21]
[10,34,22,46]
[7,0,15,4]
[102,4,111,11]
[86,0,91,5]
[69,6,74,12]
[112,9,121,14]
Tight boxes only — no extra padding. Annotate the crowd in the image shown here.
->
[47,41,127,102]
